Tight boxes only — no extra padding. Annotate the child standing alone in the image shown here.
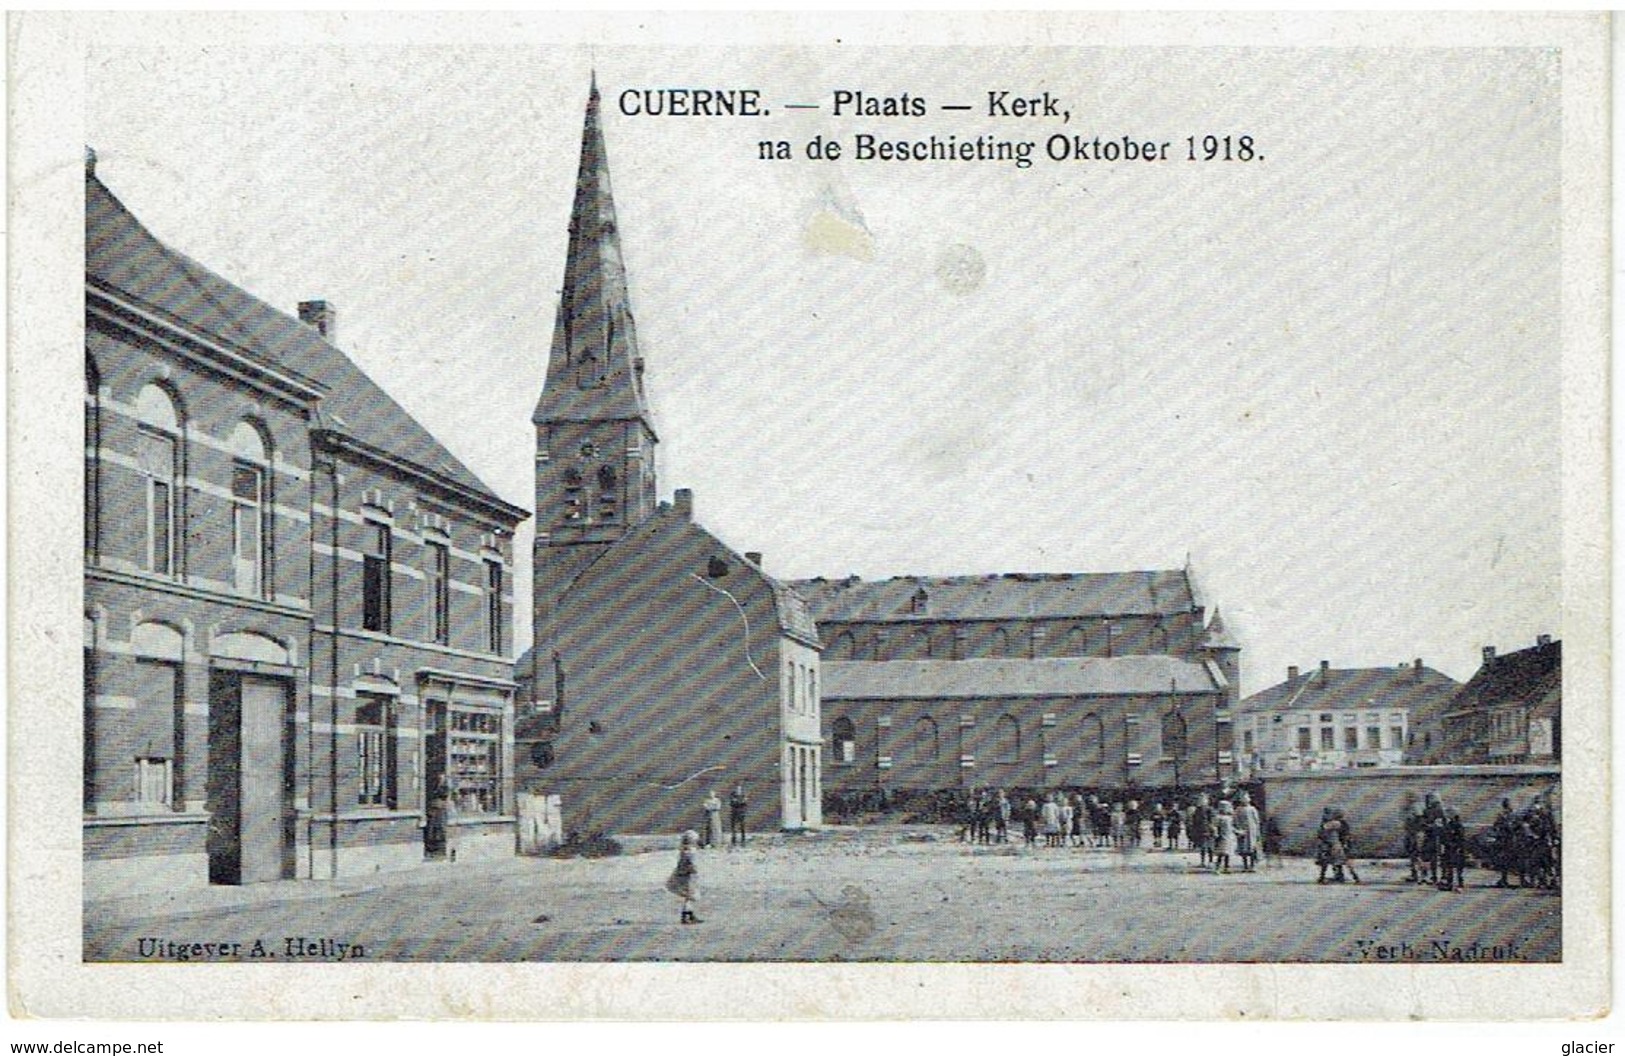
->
[667,830,703,924]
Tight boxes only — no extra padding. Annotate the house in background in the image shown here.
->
[85,154,527,896]
[1235,659,1459,775]
[1439,637,1561,765]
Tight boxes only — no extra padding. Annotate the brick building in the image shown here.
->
[802,576,1241,796]
[1439,637,1561,765]
[1234,659,1458,775]
[517,82,823,836]
[84,156,527,895]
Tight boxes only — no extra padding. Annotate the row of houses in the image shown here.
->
[1233,637,1561,777]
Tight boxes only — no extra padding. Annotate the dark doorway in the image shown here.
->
[207,671,291,884]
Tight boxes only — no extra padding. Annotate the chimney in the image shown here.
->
[1413,657,1423,681]
[1288,665,1299,681]
[298,300,337,343]
[674,488,694,521]
[745,552,763,567]
[85,145,97,177]
[1536,634,1552,647]
[1318,659,1330,686]
[1482,645,1497,664]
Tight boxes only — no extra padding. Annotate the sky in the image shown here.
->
[87,41,1563,696]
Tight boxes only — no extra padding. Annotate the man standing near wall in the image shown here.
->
[729,782,749,846]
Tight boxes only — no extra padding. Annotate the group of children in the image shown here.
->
[954,787,1278,874]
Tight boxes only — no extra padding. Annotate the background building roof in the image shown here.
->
[791,569,1197,624]
[823,655,1221,700]
[1239,662,1460,719]
[1446,639,1561,718]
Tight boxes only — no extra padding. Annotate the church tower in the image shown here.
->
[533,77,659,699]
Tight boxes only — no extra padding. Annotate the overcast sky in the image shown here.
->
[88,42,1562,695]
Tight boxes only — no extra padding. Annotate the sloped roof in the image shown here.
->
[1447,640,1561,718]
[790,569,1196,623]
[823,656,1221,700]
[568,503,822,649]
[1239,663,1460,718]
[87,172,525,522]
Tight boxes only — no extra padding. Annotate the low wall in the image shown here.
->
[1260,765,1560,858]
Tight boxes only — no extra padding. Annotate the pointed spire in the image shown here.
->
[1203,607,1241,650]
[536,77,655,432]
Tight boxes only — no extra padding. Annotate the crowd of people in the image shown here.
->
[1402,792,1560,892]
[953,787,1282,873]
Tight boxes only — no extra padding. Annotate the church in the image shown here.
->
[517,81,1241,837]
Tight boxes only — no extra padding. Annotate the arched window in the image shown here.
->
[909,628,932,659]
[1150,622,1170,653]
[832,716,856,764]
[913,716,939,762]
[1161,708,1189,762]
[562,468,584,521]
[1066,625,1089,656]
[833,631,856,660]
[135,384,181,576]
[230,421,270,596]
[991,627,1011,658]
[994,714,1021,763]
[596,463,619,521]
[1080,712,1104,763]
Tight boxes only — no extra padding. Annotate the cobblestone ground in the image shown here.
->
[84,826,1560,963]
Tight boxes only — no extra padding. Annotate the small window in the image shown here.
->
[138,429,177,576]
[356,695,397,808]
[914,716,939,762]
[994,714,1020,764]
[1318,714,1333,723]
[1080,712,1105,763]
[485,559,504,654]
[596,464,618,522]
[427,541,451,645]
[832,717,856,764]
[231,462,265,596]
[1242,730,1255,753]
[562,468,585,521]
[362,520,392,633]
[134,757,172,807]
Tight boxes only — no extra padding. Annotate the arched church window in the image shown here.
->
[832,717,856,764]
[562,468,584,521]
[994,714,1021,763]
[991,627,1011,658]
[596,464,618,521]
[1081,712,1104,763]
[914,716,939,762]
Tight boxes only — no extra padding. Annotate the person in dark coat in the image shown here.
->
[1404,801,1427,883]
[728,782,749,846]
[1492,798,1520,887]
[1439,809,1467,891]
[1315,807,1345,883]
[1192,794,1215,867]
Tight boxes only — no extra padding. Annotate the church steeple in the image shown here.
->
[535,75,655,433]
[532,77,661,694]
